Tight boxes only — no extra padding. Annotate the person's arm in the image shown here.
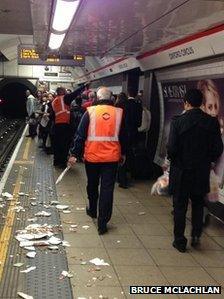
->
[69,111,89,159]
[210,118,223,162]
[167,118,179,161]
[64,85,85,106]
[119,113,128,156]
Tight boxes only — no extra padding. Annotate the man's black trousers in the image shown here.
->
[85,162,118,228]
[53,124,71,166]
[173,193,204,244]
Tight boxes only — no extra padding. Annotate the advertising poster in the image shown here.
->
[155,78,224,211]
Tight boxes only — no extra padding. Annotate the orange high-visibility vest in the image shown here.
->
[52,96,70,124]
[84,105,123,163]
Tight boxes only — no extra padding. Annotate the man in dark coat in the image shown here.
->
[167,89,223,252]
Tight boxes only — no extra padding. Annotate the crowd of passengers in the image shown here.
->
[25,85,223,247]
[25,84,143,189]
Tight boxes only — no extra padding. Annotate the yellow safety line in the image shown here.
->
[0,167,24,280]
[22,138,31,160]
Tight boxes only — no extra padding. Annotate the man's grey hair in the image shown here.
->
[97,87,112,100]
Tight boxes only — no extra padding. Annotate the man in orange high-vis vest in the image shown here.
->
[68,87,127,235]
[52,85,85,168]
[52,87,71,168]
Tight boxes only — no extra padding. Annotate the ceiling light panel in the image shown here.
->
[49,32,66,49]
[52,0,80,32]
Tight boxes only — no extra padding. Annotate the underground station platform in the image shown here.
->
[0,127,224,299]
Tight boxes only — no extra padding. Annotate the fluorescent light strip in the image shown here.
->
[48,33,66,50]
[52,0,80,32]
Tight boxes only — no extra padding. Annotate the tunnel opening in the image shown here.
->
[0,79,36,119]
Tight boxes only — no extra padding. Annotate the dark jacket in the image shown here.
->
[124,97,142,145]
[63,85,85,106]
[167,108,223,196]
[70,100,127,159]
[70,104,85,135]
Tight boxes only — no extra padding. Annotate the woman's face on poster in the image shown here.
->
[204,89,220,117]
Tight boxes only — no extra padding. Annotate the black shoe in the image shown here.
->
[86,207,97,219]
[191,237,200,248]
[172,241,186,253]
[119,184,128,189]
[98,226,108,235]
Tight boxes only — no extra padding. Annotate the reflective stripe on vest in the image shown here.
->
[84,105,123,162]
[87,106,122,142]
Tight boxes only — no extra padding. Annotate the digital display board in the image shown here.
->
[18,45,85,67]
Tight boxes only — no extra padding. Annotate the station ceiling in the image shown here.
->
[0,0,224,75]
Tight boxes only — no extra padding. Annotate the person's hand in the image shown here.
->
[67,156,77,167]
[119,155,126,166]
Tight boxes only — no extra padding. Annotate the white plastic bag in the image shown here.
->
[151,171,169,196]
[206,170,219,202]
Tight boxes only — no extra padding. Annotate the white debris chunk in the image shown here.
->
[43,204,50,209]
[2,192,13,199]
[18,192,25,196]
[20,266,36,273]
[13,263,24,267]
[16,232,50,241]
[62,210,71,214]
[82,225,90,230]
[138,212,146,216]
[76,207,85,211]
[19,241,34,248]
[59,270,73,279]
[48,236,61,245]
[17,292,34,299]
[62,241,70,247]
[12,206,25,213]
[27,217,38,222]
[30,197,37,200]
[26,252,36,258]
[35,211,51,217]
[56,205,69,210]
[30,202,37,206]
[89,258,109,266]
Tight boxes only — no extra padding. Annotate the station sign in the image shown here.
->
[18,44,85,67]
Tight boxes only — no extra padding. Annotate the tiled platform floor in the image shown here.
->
[55,164,224,299]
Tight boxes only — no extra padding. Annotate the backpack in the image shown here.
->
[138,107,151,132]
